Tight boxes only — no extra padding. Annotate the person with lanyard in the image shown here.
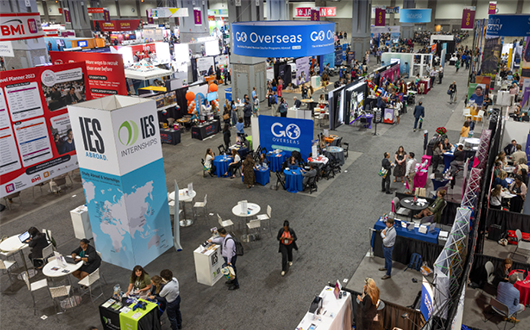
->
[71,238,101,280]
[277,220,298,276]
[208,227,239,290]
[379,218,396,280]
[381,152,393,194]
[159,269,182,330]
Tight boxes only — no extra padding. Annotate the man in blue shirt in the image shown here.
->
[469,85,484,107]
[497,274,525,323]
[413,101,425,132]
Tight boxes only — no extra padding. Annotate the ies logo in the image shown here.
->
[79,117,106,160]
[118,120,139,146]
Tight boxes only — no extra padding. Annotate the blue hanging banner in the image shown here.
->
[232,21,335,58]
[258,115,314,159]
[334,49,342,66]
[486,14,530,37]
[399,9,432,23]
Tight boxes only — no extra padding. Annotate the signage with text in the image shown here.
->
[0,12,44,41]
[93,19,141,32]
[375,8,386,27]
[461,7,475,30]
[258,115,314,160]
[399,9,432,23]
[295,7,336,18]
[488,1,497,15]
[486,14,530,37]
[88,8,104,14]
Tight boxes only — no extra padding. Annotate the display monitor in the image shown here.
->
[18,231,30,243]
[78,40,88,47]
[205,40,220,56]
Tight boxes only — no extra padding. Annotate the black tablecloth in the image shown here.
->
[373,229,444,267]
[395,192,458,227]
[486,208,530,234]
[160,129,181,145]
[191,120,220,140]
[99,297,161,330]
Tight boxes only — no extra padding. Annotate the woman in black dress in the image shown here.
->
[26,227,49,269]
[393,146,406,183]
[356,277,380,330]
[71,239,101,280]
[223,124,231,151]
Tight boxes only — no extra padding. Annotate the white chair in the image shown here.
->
[22,272,49,315]
[463,108,471,120]
[78,268,104,304]
[256,205,272,237]
[49,285,72,314]
[96,252,108,284]
[246,220,261,240]
[193,194,209,221]
[485,261,495,285]
[217,214,234,230]
[473,110,485,122]
[32,244,54,267]
[41,229,54,249]
[0,259,18,282]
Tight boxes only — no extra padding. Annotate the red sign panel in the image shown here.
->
[88,8,104,14]
[375,8,386,27]
[295,7,311,18]
[93,19,141,32]
[320,7,336,17]
[311,9,320,21]
[488,2,497,15]
[461,8,475,30]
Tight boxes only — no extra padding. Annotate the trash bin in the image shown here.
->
[225,88,232,102]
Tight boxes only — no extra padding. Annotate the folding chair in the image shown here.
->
[217,214,234,230]
[304,176,318,194]
[342,142,349,158]
[49,285,72,314]
[246,220,261,241]
[274,172,286,190]
[193,194,209,222]
[256,205,272,237]
[486,298,518,330]
[78,268,104,305]
[0,259,18,283]
[22,272,49,315]
[218,145,227,155]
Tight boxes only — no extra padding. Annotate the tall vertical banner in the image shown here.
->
[49,51,127,98]
[488,1,497,15]
[258,116,314,159]
[0,63,92,198]
[103,8,110,23]
[481,37,501,76]
[63,8,71,23]
[311,9,320,21]
[295,57,310,85]
[146,10,154,24]
[194,8,202,26]
[375,8,386,27]
[461,7,475,30]
[68,96,173,270]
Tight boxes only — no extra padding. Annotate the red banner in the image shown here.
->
[375,8,386,27]
[488,2,497,15]
[49,51,127,99]
[88,8,104,14]
[194,9,202,26]
[103,8,110,23]
[461,8,475,30]
[93,19,141,32]
[146,10,153,24]
[295,7,311,17]
[320,7,336,17]
[311,9,320,21]
[0,62,92,197]
[63,8,71,23]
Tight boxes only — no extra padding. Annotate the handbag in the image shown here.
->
[223,113,230,120]
[447,89,451,95]
[378,167,388,177]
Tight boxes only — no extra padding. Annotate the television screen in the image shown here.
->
[78,40,88,47]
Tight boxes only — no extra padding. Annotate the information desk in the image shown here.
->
[371,218,443,266]
[213,155,232,177]
[296,286,352,330]
[193,242,223,286]
[160,128,181,145]
[191,120,220,140]
[284,168,303,193]
[99,297,160,330]
[267,150,288,172]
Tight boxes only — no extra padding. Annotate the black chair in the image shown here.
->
[218,145,227,155]
[321,163,335,180]
[304,175,318,194]
[343,142,349,158]
[274,171,285,190]
[337,137,343,147]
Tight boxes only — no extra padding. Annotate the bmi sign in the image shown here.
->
[0,12,44,41]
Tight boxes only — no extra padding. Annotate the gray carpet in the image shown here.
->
[0,41,480,330]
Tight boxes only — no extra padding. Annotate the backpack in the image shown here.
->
[279,103,287,113]
[225,235,244,256]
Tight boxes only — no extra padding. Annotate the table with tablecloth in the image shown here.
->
[371,217,443,266]
[323,146,345,166]
[509,270,530,306]
[99,297,161,330]
[413,168,429,190]
[284,168,303,193]
[349,113,373,128]
[229,144,249,159]
[267,151,287,172]
[296,286,352,330]
[432,178,450,192]
[242,166,270,186]
[324,134,339,144]
[213,155,232,177]
[443,152,454,173]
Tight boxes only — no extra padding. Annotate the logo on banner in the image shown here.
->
[271,123,301,142]
[41,70,57,87]
[79,117,106,160]
[118,120,139,146]
[5,183,14,193]
[235,32,247,42]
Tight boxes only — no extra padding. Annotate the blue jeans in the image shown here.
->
[414,117,422,129]
[383,246,394,276]
[223,256,239,287]
[166,295,182,330]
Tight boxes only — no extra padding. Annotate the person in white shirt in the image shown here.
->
[159,269,181,330]
[405,152,417,194]
[429,68,436,88]
[224,149,241,178]
[438,66,444,84]
[204,148,215,177]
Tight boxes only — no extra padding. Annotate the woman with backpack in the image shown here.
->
[278,97,288,117]
[277,220,298,276]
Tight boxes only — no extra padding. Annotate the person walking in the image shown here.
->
[278,97,288,117]
[379,217,396,280]
[438,65,444,84]
[243,100,252,128]
[455,58,460,72]
[405,152,417,194]
[208,227,239,290]
[413,101,425,132]
[448,81,457,104]
[277,220,298,276]
[381,152,393,194]
[159,269,182,330]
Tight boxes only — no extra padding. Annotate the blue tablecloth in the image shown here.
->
[372,217,440,245]
[284,168,303,193]
[267,151,287,172]
[229,146,249,159]
[432,179,449,192]
[443,152,454,173]
[213,155,232,177]
[242,167,270,186]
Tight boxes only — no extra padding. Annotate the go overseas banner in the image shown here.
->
[486,14,530,37]
[258,115,314,160]
[232,21,335,58]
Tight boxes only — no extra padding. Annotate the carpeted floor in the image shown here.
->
[0,38,486,330]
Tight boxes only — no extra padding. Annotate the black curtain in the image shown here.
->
[469,253,530,287]
[191,59,198,83]
[373,230,444,267]
[173,87,189,120]
[395,192,458,226]
[345,289,425,330]
[486,208,530,234]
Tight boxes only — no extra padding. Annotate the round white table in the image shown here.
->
[43,258,83,308]
[464,138,481,146]
[169,189,197,227]
[232,203,261,242]
[0,235,36,279]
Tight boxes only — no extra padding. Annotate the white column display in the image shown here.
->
[68,96,173,270]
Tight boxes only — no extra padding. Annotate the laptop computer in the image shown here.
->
[18,231,30,243]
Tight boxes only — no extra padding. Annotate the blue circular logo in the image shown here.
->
[285,124,301,139]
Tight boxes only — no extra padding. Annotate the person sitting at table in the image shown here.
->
[483,94,493,108]
[431,141,445,173]
[204,148,215,177]
[492,258,513,288]
[458,121,470,144]
[293,96,301,108]
[504,139,518,156]
[190,110,199,123]
[497,274,526,323]
[236,117,245,138]
[449,144,465,176]
[442,138,453,151]
[149,275,166,316]
[26,227,49,269]
[356,277,380,330]
[494,170,509,189]
[126,265,151,297]
[224,149,241,178]
[71,238,101,280]
[512,144,527,166]
[490,184,503,210]
[242,154,256,189]
[494,161,503,178]
[413,189,447,223]
[495,151,508,169]
[301,164,317,188]
[509,174,527,213]
[258,153,269,167]
[288,155,299,170]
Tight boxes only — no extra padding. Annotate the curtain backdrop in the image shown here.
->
[486,208,530,234]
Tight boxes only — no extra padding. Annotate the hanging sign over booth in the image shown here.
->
[93,19,141,32]
[375,8,386,27]
[258,116,314,160]
[461,7,475,30]
[0,12,44,41]
[399,9,432,23]
[486,15,530,37]
[232,21,335,58]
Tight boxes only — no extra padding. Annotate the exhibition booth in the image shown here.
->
[380,52,433,79]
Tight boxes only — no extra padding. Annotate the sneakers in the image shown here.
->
[281,271,285,276]
[378,268,387,271]
[506,317,520,324]
[228,285,239,290]
[413,129,416,132]
[289,261,293,266]
[381,275,391,280]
